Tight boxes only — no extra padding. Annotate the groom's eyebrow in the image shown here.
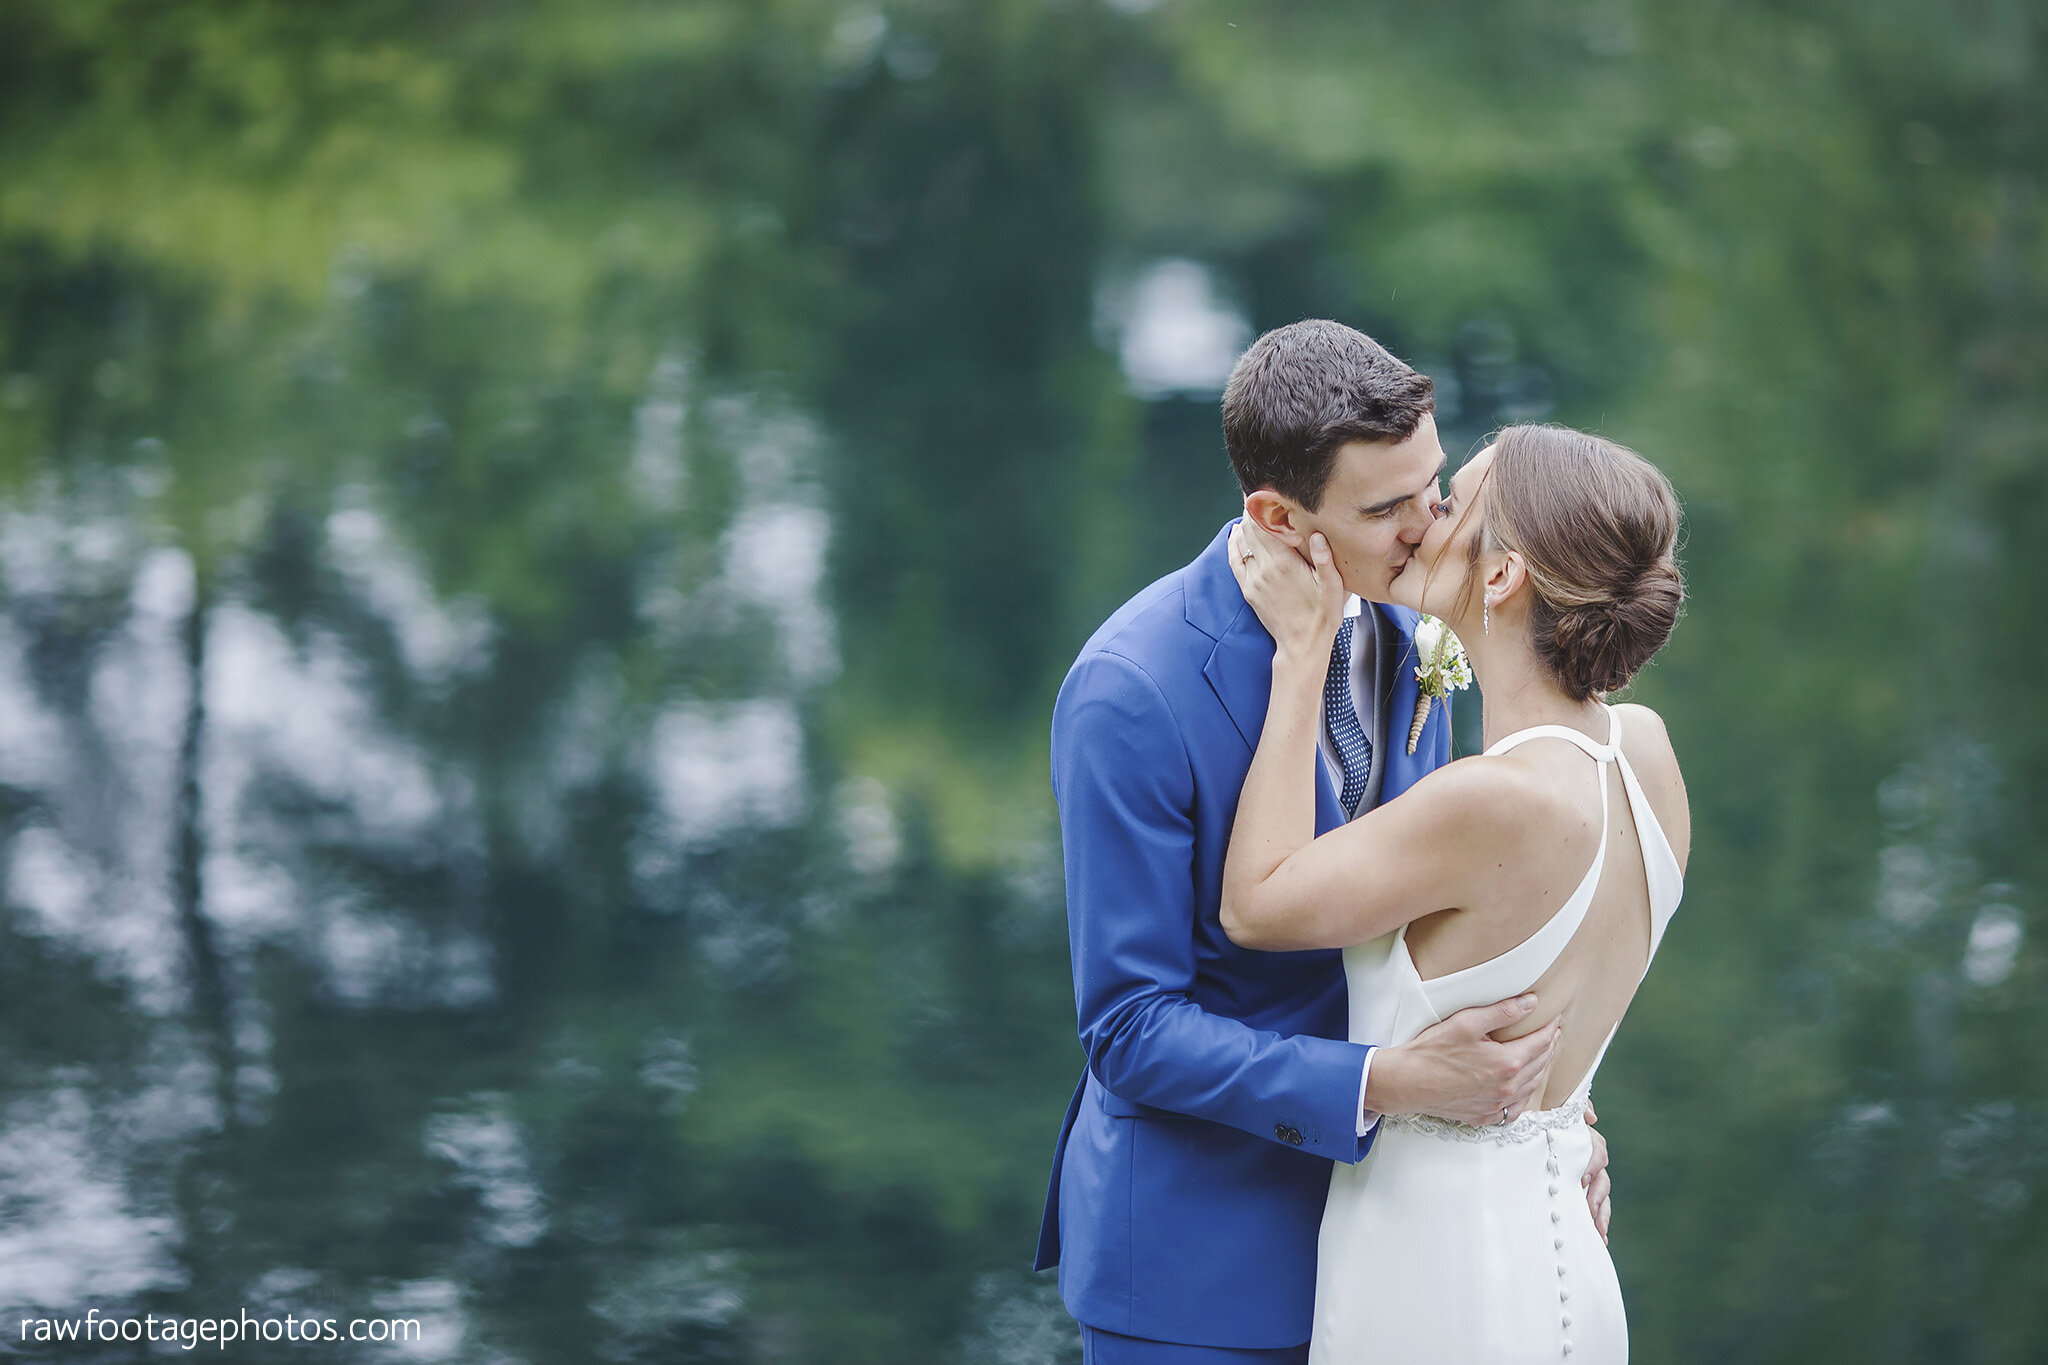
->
[1357,455,1447,516]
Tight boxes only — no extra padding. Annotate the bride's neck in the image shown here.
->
[1465,625,1607,749]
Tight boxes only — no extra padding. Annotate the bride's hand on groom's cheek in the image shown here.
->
[1229,521,1344,656]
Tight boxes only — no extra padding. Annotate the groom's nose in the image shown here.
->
[1397,502,1432,544]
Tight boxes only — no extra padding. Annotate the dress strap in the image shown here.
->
[1506,707,1616,973]
[1607,710,1686,960]
[1414,713,1614,1002]
[1484,712,1618,763]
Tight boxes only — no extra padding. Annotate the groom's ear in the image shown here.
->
[1243,490,1308,548]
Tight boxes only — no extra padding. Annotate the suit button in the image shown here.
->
[1275,1124,1288,1141]
[1289,1127,1305,1145]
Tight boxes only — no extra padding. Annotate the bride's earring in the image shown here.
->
[1483,597,1490,636]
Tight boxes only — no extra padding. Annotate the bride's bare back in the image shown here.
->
[1403,702,1691,1109]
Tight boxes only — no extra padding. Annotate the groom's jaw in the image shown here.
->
[1342,550,1416,606]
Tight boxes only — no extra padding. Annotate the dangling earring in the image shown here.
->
[1483,597,1491,636]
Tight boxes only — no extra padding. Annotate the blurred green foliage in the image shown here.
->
[0,0,2043,1361]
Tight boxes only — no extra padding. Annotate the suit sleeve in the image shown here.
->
[1054,649,1373,1163]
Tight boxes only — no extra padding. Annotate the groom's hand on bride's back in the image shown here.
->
[1363,993,1561,1126]
[1583,1104,1612,1245]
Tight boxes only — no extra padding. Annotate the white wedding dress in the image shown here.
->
[1311,707,1684,1364]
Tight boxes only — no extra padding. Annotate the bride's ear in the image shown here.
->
[1243,490,1307,548]
[1486,551,1530,609]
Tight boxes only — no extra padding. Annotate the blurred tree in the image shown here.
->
[0,0,2043,1361]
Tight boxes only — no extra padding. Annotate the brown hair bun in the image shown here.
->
[1476,425,1685,702]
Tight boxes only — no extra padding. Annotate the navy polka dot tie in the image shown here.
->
[1325,615,1372,815]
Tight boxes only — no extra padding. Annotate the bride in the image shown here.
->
[1222,423,1689,1364]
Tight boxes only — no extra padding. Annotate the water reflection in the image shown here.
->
[0,0,2044,1361]
[0,341,1076,1357]
[0,1082,191,1307]
[1098,258,1252,398]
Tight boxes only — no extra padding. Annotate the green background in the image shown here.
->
[0,1,2042,1360]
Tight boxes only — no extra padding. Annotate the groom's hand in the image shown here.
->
[1584,1103,1612,1244]
[1363,994,1560,1126]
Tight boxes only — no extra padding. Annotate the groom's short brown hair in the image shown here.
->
[1222,320,1435,512]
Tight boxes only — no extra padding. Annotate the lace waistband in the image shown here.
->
[1381,1096,1588,1146]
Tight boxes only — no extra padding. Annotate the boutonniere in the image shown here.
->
[1408,615,1473,753]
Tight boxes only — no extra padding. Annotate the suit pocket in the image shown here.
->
[1097,1086,1148,1118]
[1098,1087,1205,1124]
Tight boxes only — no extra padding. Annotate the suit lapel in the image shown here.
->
[1372,601,1449,802]
[1200,618,1269,755]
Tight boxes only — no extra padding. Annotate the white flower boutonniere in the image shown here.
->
[1407,614,1473,754]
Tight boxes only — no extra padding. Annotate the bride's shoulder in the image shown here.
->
[1611,700,1668,733]
[1404,751,1585,844]
[1611,701,1689,819]
[1611,702,1679,769]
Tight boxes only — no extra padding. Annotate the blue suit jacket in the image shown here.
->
[1034,521,1453,1348]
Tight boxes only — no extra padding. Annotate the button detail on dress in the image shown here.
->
[1545,1126,1570,1358]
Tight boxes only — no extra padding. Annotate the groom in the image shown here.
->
[1035,321,1609,1363]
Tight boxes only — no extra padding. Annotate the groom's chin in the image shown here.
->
[1344,577,1392,606]
[1360,565,1410,607]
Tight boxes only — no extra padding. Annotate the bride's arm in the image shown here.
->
[1219,520,1514,952]
[1215,523,1345,944]
[1223,757,1509,951]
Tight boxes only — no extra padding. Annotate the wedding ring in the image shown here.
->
[1240,552,1255,564]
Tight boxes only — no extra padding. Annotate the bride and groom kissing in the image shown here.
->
[1034,320,1689,1364]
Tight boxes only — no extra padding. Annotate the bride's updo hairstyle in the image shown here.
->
[1469,424,1685,701]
